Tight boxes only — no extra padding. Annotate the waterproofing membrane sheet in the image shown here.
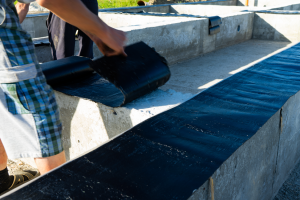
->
[41,42,170,107]
[4,43,300,199]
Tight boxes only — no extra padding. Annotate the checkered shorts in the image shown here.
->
[0,0,63,158]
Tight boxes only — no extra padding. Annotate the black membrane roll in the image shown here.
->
[40,56,94,86]
[40,42,170,107]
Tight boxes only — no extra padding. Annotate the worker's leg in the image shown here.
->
[0,65,65,174]
[46,12,76,60]
[77,0,99,59]
[0,140,8,171]
[35,151,66,175]
[0,140,13,194]
[77,30,94,59]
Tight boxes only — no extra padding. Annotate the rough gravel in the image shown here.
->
[274,160,300,200]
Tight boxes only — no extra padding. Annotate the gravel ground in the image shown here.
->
[274,160,300,200]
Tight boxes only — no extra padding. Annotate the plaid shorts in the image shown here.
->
[0,0,63,158]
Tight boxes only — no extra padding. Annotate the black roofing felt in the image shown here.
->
[41,42,170,107]
[4,43,300,199]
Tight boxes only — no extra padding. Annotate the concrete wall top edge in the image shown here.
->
[117,17,203,32]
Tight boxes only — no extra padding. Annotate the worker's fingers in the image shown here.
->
[104,49,127,57]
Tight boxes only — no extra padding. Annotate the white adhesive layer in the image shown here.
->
[126,89,195,126]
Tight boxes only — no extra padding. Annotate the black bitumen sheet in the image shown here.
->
[41,42,170,107]
[5,43,300,199]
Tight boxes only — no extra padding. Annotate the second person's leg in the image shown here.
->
[78,0,99,59]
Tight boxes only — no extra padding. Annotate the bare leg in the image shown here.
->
[0,140,8,171]
[35,151,66,175]
[0,139,66,175]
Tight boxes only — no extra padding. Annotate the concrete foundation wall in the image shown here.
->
[95,12,254,63]
[34,12,254,64]
[21,14,48,38]
[252,13,300,42]
[119,19,204,64]
[188,91,300,200]
[170,5,246,16]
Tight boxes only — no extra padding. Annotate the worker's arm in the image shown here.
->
[15,2,30,23]
[36,0,126,56]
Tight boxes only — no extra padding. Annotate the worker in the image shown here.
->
[0,0,126,194]
[46,0,98,60]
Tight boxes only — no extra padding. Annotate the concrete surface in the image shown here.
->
[252,13,300,42]
[274,160,300,200]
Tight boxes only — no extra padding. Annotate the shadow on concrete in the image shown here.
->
[57,95,79,161]
[252,14,294,42]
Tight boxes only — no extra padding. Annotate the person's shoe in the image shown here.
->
[0,170,40,196]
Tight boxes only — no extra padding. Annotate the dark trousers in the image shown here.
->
[46,0,98,60]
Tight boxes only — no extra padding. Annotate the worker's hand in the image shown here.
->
[83,28,127,57]
[100,27,127,57]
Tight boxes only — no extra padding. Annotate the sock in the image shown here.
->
[0,168,14,194]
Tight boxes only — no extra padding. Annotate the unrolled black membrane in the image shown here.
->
[41,42,170,107]
[5,43,300,200]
